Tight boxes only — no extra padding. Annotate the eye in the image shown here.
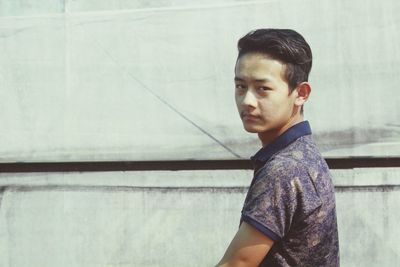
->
[258,86,271,92]
[235,84,245,90]
[235,84,247,93]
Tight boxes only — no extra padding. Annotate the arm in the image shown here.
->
[216,222,274,267]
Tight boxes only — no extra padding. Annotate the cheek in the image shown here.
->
[259,97,289,117]
[259,98,277,113]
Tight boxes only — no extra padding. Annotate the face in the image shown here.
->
[235,53,298,137]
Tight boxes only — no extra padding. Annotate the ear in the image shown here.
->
[294,82,311,107]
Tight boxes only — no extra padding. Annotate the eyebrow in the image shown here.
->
[234,77,272,83]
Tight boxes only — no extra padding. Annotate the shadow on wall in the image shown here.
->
[315,124,400,147]
[224,123,400,158]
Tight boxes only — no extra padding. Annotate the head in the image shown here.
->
[234,29,313,143]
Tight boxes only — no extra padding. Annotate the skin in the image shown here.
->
[216,52,311,267]
[234,52,311,147]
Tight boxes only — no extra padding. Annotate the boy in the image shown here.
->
[217,29,339,266]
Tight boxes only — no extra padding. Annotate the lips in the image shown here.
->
[241,113,259,121]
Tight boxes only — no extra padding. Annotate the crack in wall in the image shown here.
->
[83,29,241,159]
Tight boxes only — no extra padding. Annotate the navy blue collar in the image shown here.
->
[251,120,312,164]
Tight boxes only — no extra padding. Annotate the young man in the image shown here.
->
[216,29,339,266]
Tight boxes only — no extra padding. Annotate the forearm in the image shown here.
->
[216,258,253,267]
[216,222,273,267]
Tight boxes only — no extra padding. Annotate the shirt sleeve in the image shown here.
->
[241,158,322,242]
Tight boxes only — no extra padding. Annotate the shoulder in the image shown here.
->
[254,141,322,198]
[253,135,331,195]
[259,151,308,184]
[269,135,329,178]
[252,156,310,203]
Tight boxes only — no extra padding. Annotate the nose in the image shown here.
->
[241,90,257,108]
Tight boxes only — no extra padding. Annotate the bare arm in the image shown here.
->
[216,222,274,267]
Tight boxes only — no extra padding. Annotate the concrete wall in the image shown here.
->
[0,168,399,266]
[1,1,399,266]
[0,0,399,162]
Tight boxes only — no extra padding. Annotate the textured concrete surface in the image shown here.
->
[0,168,399,266]
[1,1,399,267]
[0,0,399,162]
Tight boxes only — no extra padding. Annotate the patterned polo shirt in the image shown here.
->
[240,121,339,266]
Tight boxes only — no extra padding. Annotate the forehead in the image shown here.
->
[235,53,286,82]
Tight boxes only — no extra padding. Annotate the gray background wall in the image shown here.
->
[0,169,399,266]
[0,0,400,266]
[1,0,399,162]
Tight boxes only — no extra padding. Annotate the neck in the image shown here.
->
[258,115,304,147]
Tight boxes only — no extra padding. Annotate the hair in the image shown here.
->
[237,28,312,93]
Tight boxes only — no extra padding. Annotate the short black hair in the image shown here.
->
[237,28,312,92]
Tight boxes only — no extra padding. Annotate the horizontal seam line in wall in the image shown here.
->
[0,158,400,173]
[0,185,399,193]
[334,185,400,193]
[0,185,249,193]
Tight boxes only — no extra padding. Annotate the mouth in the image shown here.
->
[241,113,259,122]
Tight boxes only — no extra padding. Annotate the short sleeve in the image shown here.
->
[241,158,322,241]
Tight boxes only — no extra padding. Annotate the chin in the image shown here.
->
[243,124,263,133]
